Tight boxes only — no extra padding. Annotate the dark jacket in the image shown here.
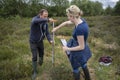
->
[30,15,52,43]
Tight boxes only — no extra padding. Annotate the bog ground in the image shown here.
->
[0,16,120,80]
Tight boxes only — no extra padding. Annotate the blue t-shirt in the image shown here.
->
[68,18,92,69]
[72,18,89,42]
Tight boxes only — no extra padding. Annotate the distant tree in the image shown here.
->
[113,0,120,15]
[0,0,19,17]
[47,0,69,16]
[71,0,103,16]
[71,0,82,7]
[0,0,31,17]
[52,0,69,7]
[0,0,108,17]
[93,1,104,15]
[0,0,46,17]
[105,5,113,15]
[27,0,46,17]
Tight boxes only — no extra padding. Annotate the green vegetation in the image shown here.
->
[0,0,120,17]
[0,16,120,80]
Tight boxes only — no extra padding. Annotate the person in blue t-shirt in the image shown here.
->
[52,5,92,80]
[29,9,55,80]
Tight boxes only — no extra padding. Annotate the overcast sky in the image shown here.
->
[69,0,119,9]
[90,0,119,9]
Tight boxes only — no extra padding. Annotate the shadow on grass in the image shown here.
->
[50,63,74,80]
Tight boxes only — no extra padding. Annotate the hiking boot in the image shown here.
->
[32,72,37,80]
[73,71,80,80]
[39,57,43,66]
[32,61,37,80]
[82,66,91,80]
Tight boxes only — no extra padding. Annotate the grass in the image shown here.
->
[0,16,120,80]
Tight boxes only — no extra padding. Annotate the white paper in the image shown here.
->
[60,39,67,46]
[60,39,70,55]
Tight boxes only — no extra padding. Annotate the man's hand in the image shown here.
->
[49,18,57,23]
[50,40,54,45]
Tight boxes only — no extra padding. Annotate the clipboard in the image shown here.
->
[60,39,70,55]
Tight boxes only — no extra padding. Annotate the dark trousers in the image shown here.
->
[30,41,44,61]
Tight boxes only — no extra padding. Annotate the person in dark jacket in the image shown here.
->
[52,5,92,80]
[29,9,54,80]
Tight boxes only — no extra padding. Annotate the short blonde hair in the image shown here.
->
[66,5,83,18]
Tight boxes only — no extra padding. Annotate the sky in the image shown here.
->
[69,0,119,9]
[90,0,119,9]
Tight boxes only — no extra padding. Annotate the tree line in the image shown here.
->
[0,0,120,18]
